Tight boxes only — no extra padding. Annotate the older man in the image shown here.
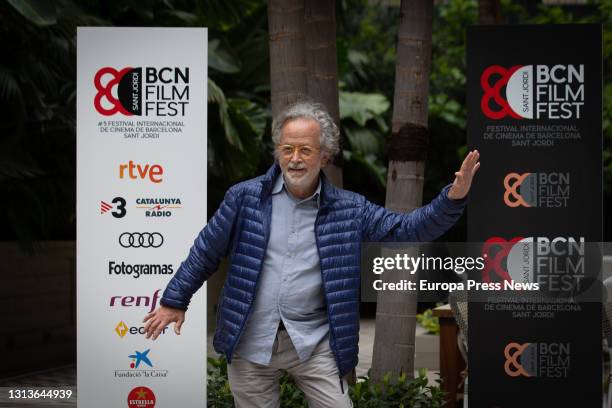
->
[143,101,480,407]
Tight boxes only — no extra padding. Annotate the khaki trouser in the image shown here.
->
[227,329,353,408]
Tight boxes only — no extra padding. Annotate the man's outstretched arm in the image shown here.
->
[143,186,241,340]
[362,150,480,242]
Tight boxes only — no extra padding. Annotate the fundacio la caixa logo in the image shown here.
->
[94,66,190,117]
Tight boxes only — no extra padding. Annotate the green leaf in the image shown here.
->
[208,78,242,150]
[344,127,381,155]
[339,91,390,126]
[7,0,57,26]
[209,38,241,74]
[227,98,267,139]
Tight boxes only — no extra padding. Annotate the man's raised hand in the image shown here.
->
[448,150,480,200]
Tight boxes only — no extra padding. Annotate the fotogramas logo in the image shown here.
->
[108,261,174,278]
[504,342,570,378]
[481,64,584,120]
[503,172,570,208]
[94,67,190,117]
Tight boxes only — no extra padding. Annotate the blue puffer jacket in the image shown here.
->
[161,163,467,378]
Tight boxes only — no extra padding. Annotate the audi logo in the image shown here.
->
[119,232,164,248]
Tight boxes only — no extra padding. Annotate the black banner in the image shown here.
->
[467,24,602,407]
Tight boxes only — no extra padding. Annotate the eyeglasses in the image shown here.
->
[276,144,320,159]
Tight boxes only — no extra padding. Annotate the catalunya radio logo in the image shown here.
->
[94,67,190,117]
[481,64,584,120]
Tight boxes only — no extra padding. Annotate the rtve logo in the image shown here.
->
[119,161,163,183]
[481,64,584,120]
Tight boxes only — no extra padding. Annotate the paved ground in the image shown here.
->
[0,318,441,406]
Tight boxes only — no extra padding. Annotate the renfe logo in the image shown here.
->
[119,161,163,183]
[94,66,189,117]
[110,289,162,313]
[481,64,584,120]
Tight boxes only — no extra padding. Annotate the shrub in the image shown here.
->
[207,356,445,407]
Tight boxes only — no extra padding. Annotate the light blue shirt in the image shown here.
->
[234,173,329,365]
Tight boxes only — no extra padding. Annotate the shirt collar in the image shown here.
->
[272,172,321,207]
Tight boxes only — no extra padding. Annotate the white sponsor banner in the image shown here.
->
[77,28,207,407]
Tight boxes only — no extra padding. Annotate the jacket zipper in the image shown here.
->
[226,194,273,363]
[314,208,344,384]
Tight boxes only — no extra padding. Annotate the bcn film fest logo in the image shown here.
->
[481,64,584,120]
[94,67,190,116]
[503,172,570,208]
[481,236,586,293]
[504,342,570,378]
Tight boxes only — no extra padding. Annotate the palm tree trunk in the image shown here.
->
[371,0,433,383]
[478,0,503,25]
[268,0,308,119]
[304,0,342,187]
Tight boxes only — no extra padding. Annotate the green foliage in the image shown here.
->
[207,356,234,407]
[206,356,445,408]
[337,1,400,204]
[206,356,308,407]
[6,0,57,26]
[340,91,389,190]
[340,92,390,127]
[0,0,91,248]
[351,369,445,408]
[416,309,441,336]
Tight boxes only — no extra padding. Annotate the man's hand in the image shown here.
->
[143,305,185,340]
[448,150,480,200]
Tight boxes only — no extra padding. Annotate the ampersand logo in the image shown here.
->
[503,172,532,207]
[504,342,532,377]
[503,172,570,208]
[481,64,585,120]
[481,237,523,283]
[502,341,571,379]
[94,67,142,116]
[481,65,524,120]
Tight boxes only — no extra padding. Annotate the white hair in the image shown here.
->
[271,101,340,158]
